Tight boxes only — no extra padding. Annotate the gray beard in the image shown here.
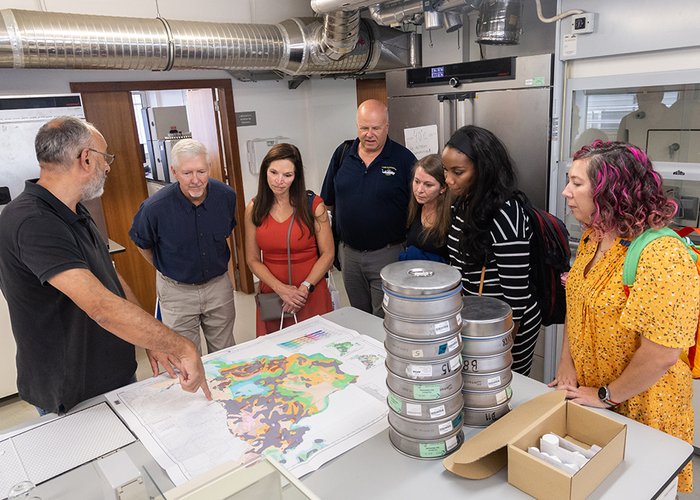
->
[81,172,106,201]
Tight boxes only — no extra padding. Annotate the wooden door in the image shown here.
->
[71,79,254,296]
[356,78,387,107]
[76,90,155,313]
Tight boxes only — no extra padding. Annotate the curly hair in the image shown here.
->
[572,140,677,240]
[252,143,315,238]
[445,126,517,263]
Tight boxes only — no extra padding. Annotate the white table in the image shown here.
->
[1,307,692,499]
[302,307,692,500]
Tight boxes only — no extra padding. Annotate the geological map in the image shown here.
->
[107,317,388,485]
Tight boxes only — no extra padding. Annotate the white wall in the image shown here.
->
[230,77,357,202]
[560,0,700,62]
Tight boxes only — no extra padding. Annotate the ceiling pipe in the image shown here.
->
[434,0,483,12]
[310,0,388,14]
[368,0,424,27]
[443,11,463,33]
[318,9,361,60]
[423,10,446,30]
[0,9,419,76]
[475,0,523,45]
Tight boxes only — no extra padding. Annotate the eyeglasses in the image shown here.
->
[79,148,116,166]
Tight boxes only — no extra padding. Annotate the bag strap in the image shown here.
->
[478,265,486,296]
[326,140,353,217]
[334,140,353,180]
[281,211,298,329]
[622,227,695,296]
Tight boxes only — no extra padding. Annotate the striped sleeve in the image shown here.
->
[488,199,534,321]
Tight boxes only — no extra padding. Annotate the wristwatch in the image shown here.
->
[597,385,619,407]
[301,280,315,293]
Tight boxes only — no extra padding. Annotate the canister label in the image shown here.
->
[495,389,507,404]
[487,375,502,388]
[388,393,402,413]
[496,386,513,404]
[411,349,424,358]
[434,320,451,335]
[429,404,446,418]
[438,421,454,435]
[456,314,462,325]
[419,442,447,458]
[407,365,433,378]
[446,435,459,451]
[413,384,441,400]
[406,402,423,417]
[447,337,459,352]
[448,356,462,372]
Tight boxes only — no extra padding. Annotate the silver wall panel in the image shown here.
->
[473,87,552,209]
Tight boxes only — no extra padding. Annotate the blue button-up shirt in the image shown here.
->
[129,179,236,284]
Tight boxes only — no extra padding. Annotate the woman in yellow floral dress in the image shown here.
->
[549,140,700,493]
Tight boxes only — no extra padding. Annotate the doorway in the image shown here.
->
[70,79,255,315]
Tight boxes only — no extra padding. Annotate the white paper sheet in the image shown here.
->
[404,124,439,158]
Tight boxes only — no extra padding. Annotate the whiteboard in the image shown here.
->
[0,96,84,208]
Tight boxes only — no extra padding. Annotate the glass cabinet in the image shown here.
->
[557,76,700,248]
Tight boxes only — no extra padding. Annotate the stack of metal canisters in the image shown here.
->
[460,295,514,427]
[380,260,465,460]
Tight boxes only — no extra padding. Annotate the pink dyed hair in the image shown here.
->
[572,140,677,240]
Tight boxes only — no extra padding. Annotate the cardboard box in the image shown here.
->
[443,390,627,500]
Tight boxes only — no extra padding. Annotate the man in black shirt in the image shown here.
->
[0,116,210,414]
[321,99,416,316]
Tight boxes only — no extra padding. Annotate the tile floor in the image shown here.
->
[1,271,699,498]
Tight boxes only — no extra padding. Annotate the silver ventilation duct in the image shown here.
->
[369,0,424,27]
[475,0,523,45]
[0,9,418,76]
[423,10,445,30]
[318,10,361,61]
[443,11,464,33]
[434,0,483,12]
[310,0,387,14]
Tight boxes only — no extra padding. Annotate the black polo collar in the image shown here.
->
[349,137,396,162]
[23,180,91,225]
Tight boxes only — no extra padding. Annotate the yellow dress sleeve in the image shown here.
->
[619,237,700,349]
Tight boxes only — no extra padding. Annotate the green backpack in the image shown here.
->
[622,226,700,377]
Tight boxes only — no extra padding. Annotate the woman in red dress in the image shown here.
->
[244,143,334,336]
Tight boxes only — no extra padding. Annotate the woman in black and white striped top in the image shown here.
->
[442,126,542,375]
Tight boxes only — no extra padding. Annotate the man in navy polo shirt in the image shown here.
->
[130,139,236,355]
[321,99,416,317]
[0,116,210,414]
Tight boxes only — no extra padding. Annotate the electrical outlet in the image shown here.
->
[571,13,596,35]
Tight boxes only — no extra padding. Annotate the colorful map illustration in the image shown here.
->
[330,341,356,356]
[207,353,357,464]
[107,317,388,485]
